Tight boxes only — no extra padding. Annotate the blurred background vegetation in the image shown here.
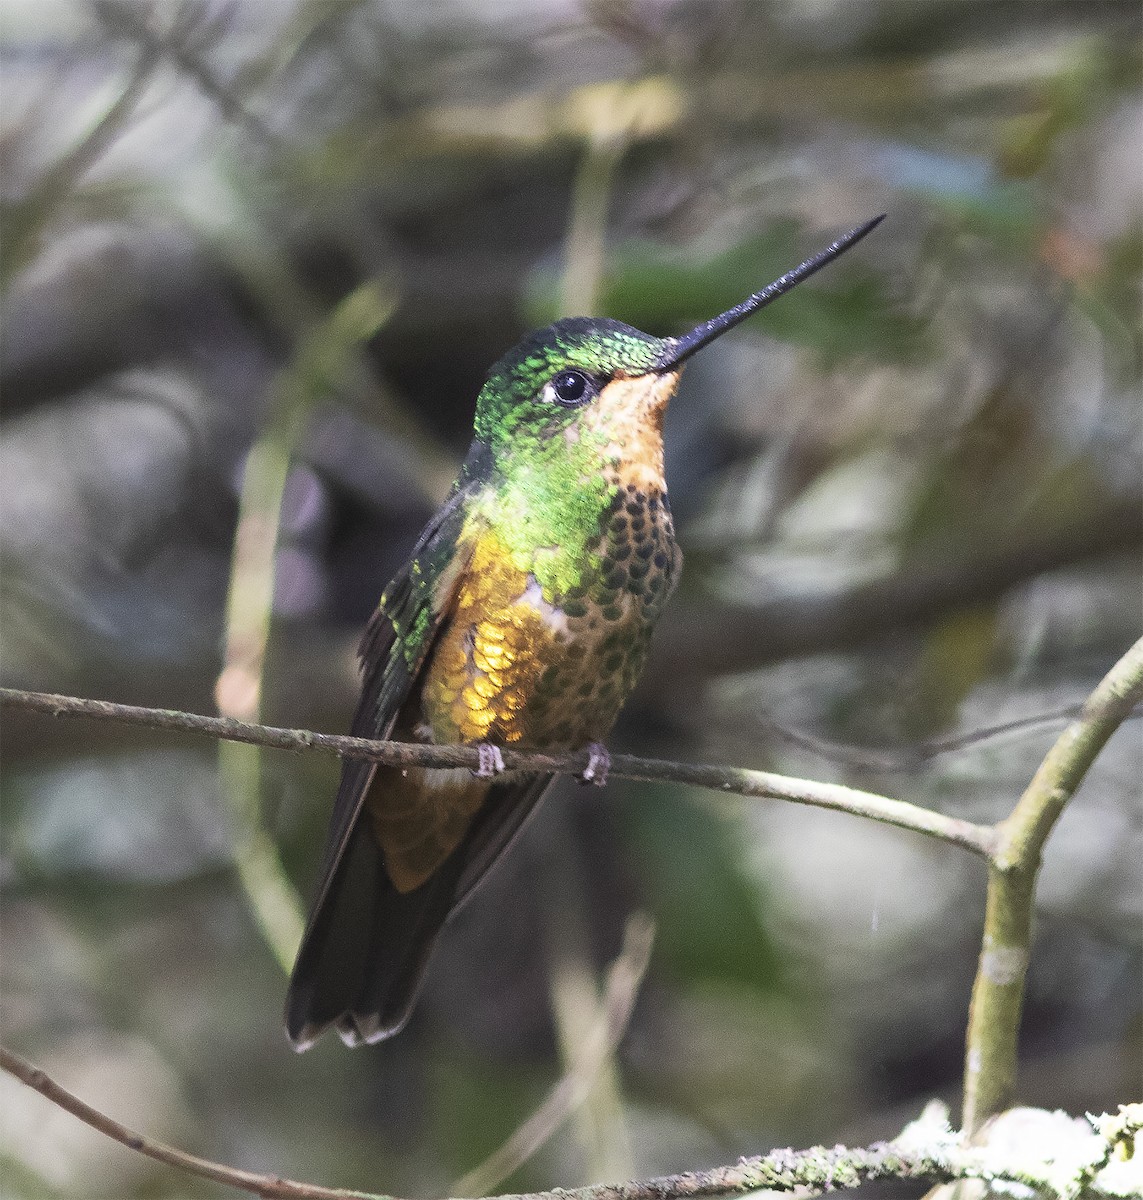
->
[1,1,1140,1196]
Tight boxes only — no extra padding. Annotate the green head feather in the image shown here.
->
[473,317,664,452]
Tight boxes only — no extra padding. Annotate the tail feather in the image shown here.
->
[285,774,554,1049]
[285,821,462,1049]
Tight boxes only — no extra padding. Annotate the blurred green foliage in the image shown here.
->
[1,1,1140,1196]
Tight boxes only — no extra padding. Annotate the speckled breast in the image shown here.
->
[421,480,680,752]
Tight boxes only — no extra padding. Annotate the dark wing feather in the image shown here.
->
[298,484,478,918]
[285,483,483,1048]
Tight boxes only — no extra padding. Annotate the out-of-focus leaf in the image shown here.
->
[619,785,782,992]
[428,1048,548,1191]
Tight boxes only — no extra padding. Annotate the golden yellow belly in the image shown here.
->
[368,505,674,893]
[420,528,617,750]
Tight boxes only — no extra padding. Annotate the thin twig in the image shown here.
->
[754,701,1143,773]
[453,913,656,1196]
[0,1045,381,1200]
[540,831,634,1183]
[0,687,997,857]
[216,405,306,972]
[97,0,282,148]
[960,636,1143,1133]
[2,34,161,281]
[23,41,161,211]
[561,133,626,319]
[212,281,394,974]
[6,1044,1134,1200]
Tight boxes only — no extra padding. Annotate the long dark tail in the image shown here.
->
[285,774,552,1050]
[285,819,463,1049]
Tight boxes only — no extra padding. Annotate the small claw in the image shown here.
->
[579,742,611,787]
[474,743,506,778]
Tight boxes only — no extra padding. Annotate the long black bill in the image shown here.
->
[654,213,886,371]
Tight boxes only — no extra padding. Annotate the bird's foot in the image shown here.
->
[579,742,611,787]
[474,743,506,778]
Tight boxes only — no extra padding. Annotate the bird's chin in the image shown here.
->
[584,369,680,488]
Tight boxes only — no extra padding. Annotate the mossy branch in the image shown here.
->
[3,1046,1138,1200]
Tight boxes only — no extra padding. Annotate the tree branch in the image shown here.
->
[0,687,996,856]
[961,636,1143,1133]
[0,1045,380,1200]
[4,1045,1136,1200]
[752,700,1143,773]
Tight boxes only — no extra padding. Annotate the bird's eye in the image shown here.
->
[547,369,594,408]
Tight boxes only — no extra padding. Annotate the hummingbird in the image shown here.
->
[285,214,884,1049]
